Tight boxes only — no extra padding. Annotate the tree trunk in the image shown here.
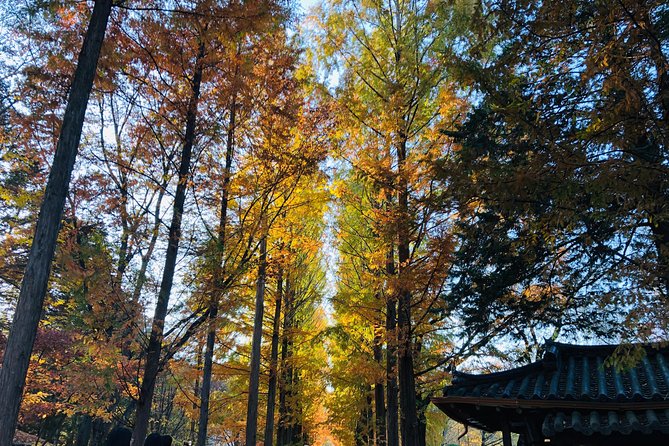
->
[289,368,302,446]
[414,342,428,446]
[0,2,112,444]
[277,279,293,446]
[356,387,373,446]
[74,415,92,446]
[196,302,217,446]
[264,268,283,446]
[396,138,419,446]
[417,406,426,446]
[366,388,373,446]
[385,246,399,446]
[89,419,109,446]
[373,328,386,446]
[131,41,206,446]
[190,343,203,445]
[196,64,238,446]
[130,176,167,306]
[245,236,268,446]
[115,173,130,280]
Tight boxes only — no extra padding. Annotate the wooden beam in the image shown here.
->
[432,396,669,411]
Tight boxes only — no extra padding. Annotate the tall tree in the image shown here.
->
[264,263,283,446]
[196,47,240,446]
[316,1,459,445]
[0,2,113,444]
[385,245,398,446]
[274,209,329,446]
[131,25,205,446]
[193,16,319,443]
[244,235,267,446]
[125,2,282,442]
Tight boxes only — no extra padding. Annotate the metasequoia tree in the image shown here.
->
[173,122,329,445]
[0,2,154,439]
[127,2,210,441]
[153,13,329,444]
[245,236,267,446]
[259,97,333,445]
[328,162,464,446]
[273,199,329,446]
[0,1,113,444]
[242,71,330,446]
[316,1,465,445]
[195,43,240,446]
[196,12,292,443]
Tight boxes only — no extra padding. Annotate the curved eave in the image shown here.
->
[452,361,546,385]
[431,396,669,411]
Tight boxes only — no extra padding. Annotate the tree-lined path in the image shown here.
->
[0,1,667,445]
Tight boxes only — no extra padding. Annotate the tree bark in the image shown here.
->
[417,405,427,446]
[396,137,419,446]
[196,63,238,446]
[373,327,386,446]
[277,278,293,446]
[355,386,373,446]
[0,2,112,444]
[245,236,268,446]
[196,316,216,446]
[365,387,373,446]
[74,415,91,446]
[130,174,167,306]
[90,419,109,446]
[264,268,283,446]
[414,342,428,446]
[385,246,399,446]
[131,41,206,446]
[190,343,203,445]
[289,368,303,446]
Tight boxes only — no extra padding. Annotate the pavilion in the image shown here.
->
[432,341,669,445]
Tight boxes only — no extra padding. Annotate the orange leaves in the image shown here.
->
[15,327,116,424]
[55,3,87,30]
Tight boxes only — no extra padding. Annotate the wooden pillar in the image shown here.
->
[502,421,512,446]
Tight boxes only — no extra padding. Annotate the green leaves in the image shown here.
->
[443,0,669,343]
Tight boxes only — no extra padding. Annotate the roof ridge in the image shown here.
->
[451,340,669,384]
[452,361,547,384]
[546,340,669,351]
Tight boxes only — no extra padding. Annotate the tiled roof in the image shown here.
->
[432,341,669,438]
[448,341,669,402]
[542,409,669,436]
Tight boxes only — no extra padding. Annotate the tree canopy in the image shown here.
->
[0,1,667,446]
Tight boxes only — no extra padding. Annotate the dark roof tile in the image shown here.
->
[446,341,669,403]
[542,410,669,437]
